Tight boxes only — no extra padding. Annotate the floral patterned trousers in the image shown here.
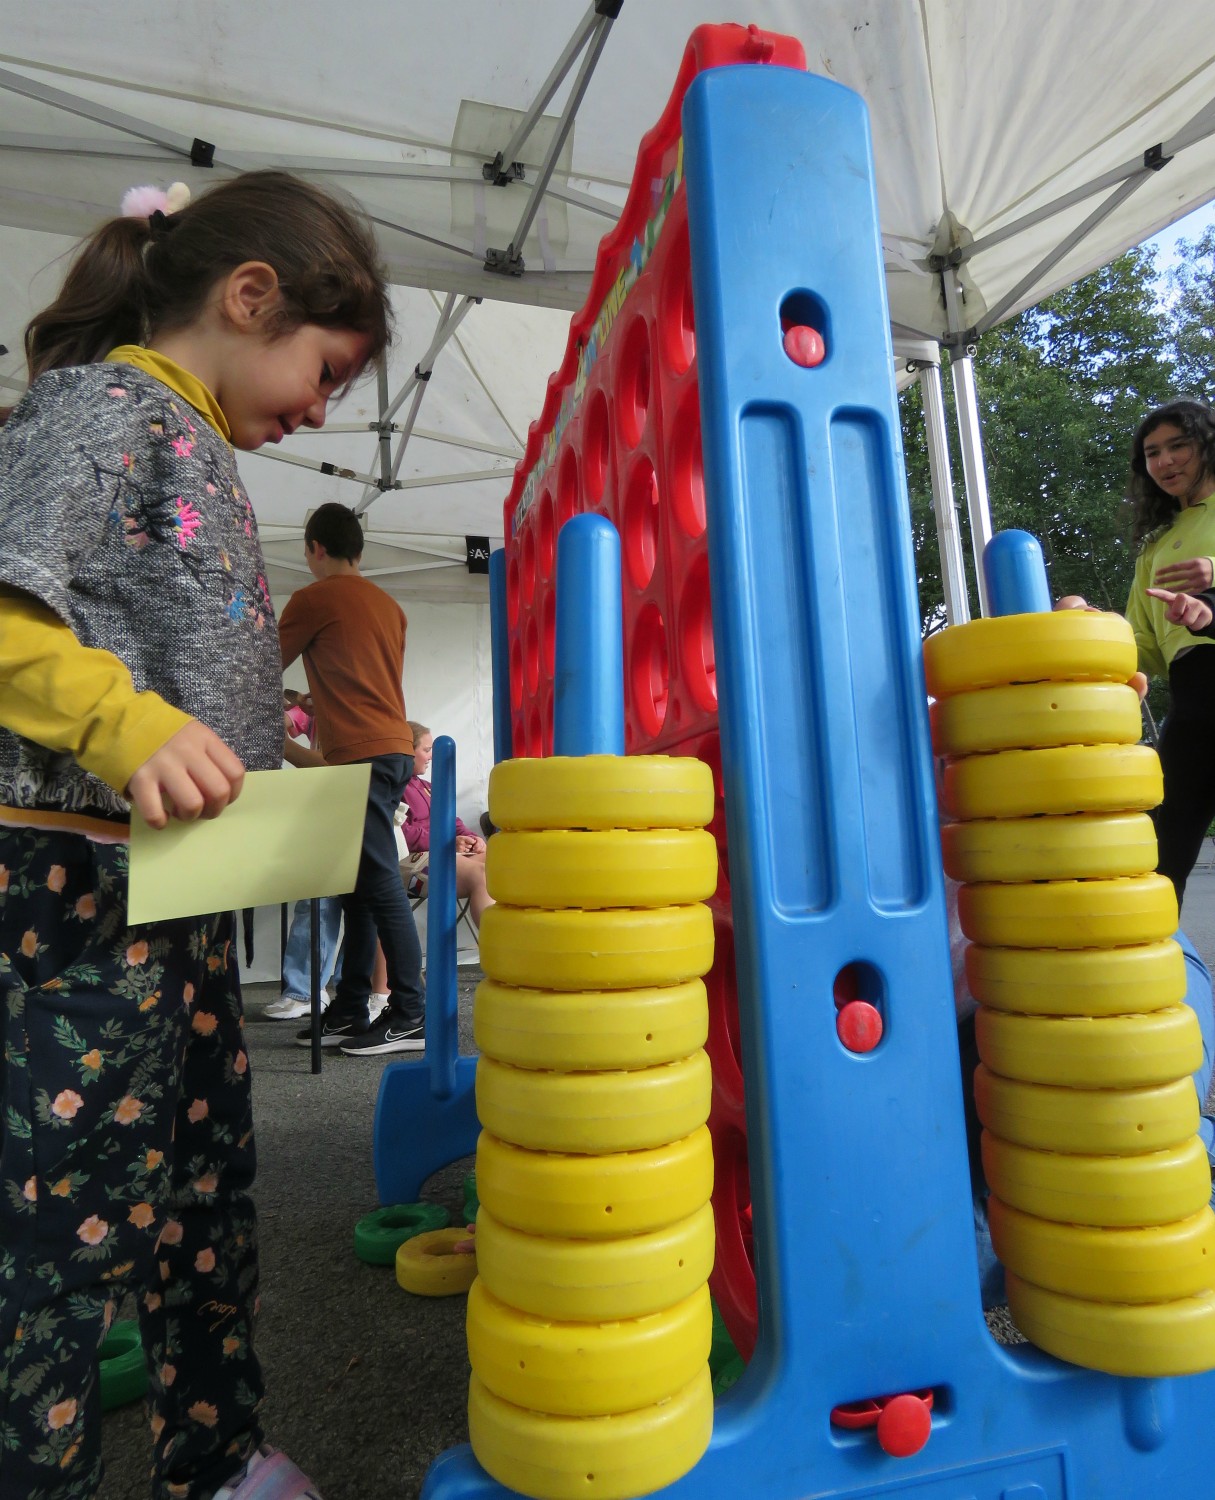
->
[0,829,264,1499]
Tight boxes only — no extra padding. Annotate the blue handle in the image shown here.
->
[553,514,625,757]
[984,529,1053,617]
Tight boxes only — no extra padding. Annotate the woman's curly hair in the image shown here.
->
[1127,399,1215,546]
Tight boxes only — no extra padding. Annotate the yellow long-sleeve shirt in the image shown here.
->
[1126,498,1215,679]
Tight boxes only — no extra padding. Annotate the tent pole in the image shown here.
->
[941,268,993,617]
[917,356,971,627]
[492,3,608,176]
[488,7,618,275]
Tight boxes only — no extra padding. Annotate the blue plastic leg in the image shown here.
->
[372,735,479,1204]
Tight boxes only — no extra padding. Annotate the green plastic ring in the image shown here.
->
[354,1203,451,1265]
[99,1320,147,1411]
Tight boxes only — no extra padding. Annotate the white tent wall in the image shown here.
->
[3,3,1215,652]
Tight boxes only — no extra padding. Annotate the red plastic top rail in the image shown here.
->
[503,21,806,538]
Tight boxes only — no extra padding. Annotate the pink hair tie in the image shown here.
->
[120,182,191,219]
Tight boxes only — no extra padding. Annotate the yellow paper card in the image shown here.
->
[127,764,371,924]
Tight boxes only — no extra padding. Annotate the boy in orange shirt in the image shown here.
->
[278,503,425,1055]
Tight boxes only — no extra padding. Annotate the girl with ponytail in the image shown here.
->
[0,170,391,1500]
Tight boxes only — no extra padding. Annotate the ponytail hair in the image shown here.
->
[22,170,392,384]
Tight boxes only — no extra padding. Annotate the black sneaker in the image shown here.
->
[339,1015,426,1056]
[294,1015,369,1049]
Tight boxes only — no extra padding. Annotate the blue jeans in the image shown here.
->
[332,754,425,1028]
[280,896,343,1001]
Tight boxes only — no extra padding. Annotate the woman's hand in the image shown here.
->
[456,834,485,856]
[1152,556,1214,593]
[1146,585,1215,633]
[127,720,245,828]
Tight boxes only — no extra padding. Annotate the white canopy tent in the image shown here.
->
[3,0,1214,799]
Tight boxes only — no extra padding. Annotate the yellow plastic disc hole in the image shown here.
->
[466,1278,711,1416]
[468,1367,713,1500]
[474,977,708,1072]
[474,1128,714,1239]
[931,680,1142,757]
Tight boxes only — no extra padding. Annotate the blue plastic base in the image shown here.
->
[373,1055,479,1206]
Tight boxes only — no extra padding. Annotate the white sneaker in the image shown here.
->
[265,991,328,1021]
[369,992,390,1021]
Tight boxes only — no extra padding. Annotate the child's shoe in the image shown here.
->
[368,991,390,1022]
[265,992,328,1021]
[213,1445,323,1499]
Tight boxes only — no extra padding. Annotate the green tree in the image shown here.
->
[1167,224,1215,403]
[901,245,1174,634]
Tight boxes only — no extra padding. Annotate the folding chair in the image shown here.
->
[407,869,478,961]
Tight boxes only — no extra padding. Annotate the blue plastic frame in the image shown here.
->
[422,60,1215,1499]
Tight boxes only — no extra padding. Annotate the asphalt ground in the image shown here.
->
[96,871,1215,1498]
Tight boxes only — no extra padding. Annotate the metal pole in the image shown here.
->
[917,359,971,626]
[942,268,993,617]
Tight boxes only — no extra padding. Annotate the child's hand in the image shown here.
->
[1152,557,1213,593]
[1054,595,1149,700]
[1146,585,1214,632]
[127,721,246,828]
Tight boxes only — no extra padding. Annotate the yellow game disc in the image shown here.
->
[468,1368,713,1500]
[394,1228,478,1296]
[476,1052,712,1155]
[467,1279,711,1416]
[485,828,718,909]
[478,904,714,991]
[942,743,1162,821]
[981,1132,1212,1227]
[930,680,1142,758]
[975,1005,1202,1090]
[474,1202,715,1322]
[923,611,1136,699]
[990,1198,1215,1303]
[941,813,1157,885]
[1006,1273,1215,1377]
[489,755,714,832]
[965,940,1186,1017]
[474,1129,714,1239]
[958,875,1177,950]
[474,978,708,1072]
[974,1065,1199,1153]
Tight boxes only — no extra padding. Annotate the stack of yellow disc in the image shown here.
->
[925,612,1215,1377]
[468,754,717,1499]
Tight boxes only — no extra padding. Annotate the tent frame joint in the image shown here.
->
[1144,142,1174,172]
[484,245,526,276]
[482,154,526,187]
[190,138,215,167]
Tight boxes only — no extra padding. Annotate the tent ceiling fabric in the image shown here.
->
[2,0,1214,559]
